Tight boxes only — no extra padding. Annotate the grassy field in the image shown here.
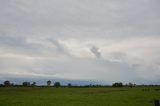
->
[0,87,159,106]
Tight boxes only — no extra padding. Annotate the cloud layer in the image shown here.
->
[0,0,160,85]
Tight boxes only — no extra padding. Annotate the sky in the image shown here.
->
[0,0,160,85]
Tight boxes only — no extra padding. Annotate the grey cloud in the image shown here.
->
[0,55,139,84]
[0,35,43,56]
[90,46,101,58]
[47,38,67,54]
[1,0,159,39]
[109,52,127,62]
[0,0,160,84]
[0,35,68,57]
[0,35,36,51]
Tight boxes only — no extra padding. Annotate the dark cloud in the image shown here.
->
[90,46,101,58]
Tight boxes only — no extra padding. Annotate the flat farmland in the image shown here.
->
[0,87,159,106]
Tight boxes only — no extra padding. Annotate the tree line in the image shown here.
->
[0,80,159,88]
[0,80,62,87]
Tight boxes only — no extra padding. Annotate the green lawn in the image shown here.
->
[0,87,159,106]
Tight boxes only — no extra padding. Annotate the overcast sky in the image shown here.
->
[0,0,160,85]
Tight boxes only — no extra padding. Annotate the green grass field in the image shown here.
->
[0,87,159,106]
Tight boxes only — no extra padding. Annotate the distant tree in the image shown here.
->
[0,84,4,87]
[54,82,61,87]
[126,83,136,88]
[31,82,36,87]
[4,80,10,86]
[68,83,72,87]
[10,83,14,86]
[22,82,30,87]
[112,82,123,87]
[133,84,136,87]
[128,82,133,88]
[47,80,51,86]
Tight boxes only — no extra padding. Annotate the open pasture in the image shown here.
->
[0,87,159,106]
